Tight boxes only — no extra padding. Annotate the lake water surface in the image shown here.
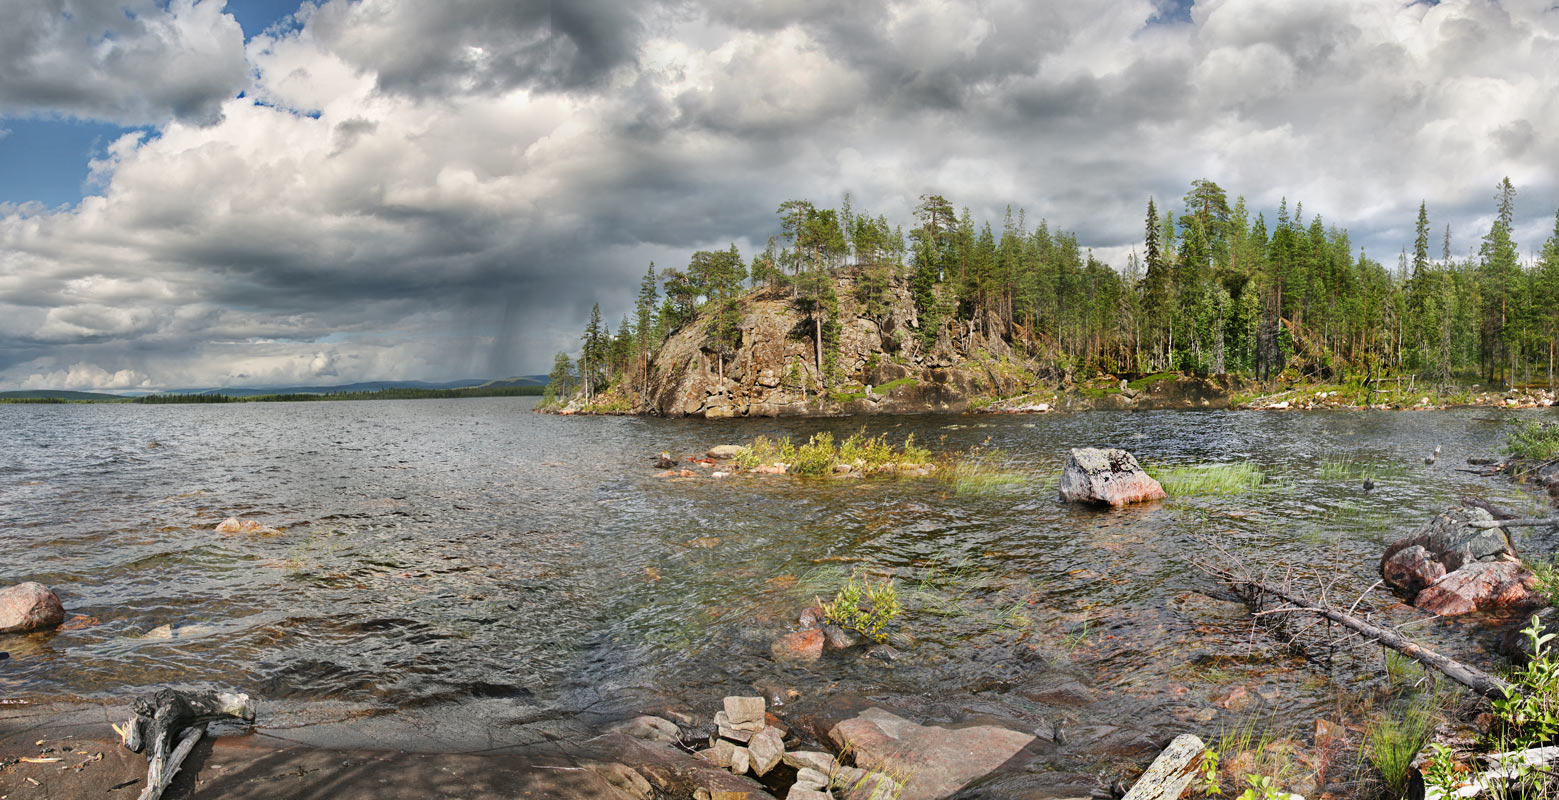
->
[2,398,1555,774]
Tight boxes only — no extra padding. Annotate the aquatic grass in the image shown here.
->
[1506,420,1559,462]
[944,446,1026,496]
[1383,650,1425,691]
[1153,462,1268,496]
[1210,714,1304,795]
[1317,455,1410,483]
[1363,693,1439,798]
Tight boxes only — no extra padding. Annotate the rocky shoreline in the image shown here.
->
[545,372,1557,418]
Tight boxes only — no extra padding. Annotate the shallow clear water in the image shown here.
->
[1,398,1555,768]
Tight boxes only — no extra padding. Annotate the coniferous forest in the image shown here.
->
[548,178,1559,405]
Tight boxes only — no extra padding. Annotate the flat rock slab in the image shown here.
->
[828,708,1035,800]
[0,734,644,800]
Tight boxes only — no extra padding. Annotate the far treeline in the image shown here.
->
[545,177,1559,404]
[133,385,543,404]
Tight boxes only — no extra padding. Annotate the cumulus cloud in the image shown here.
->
[0,0,248,125]
[0,0,1556,390]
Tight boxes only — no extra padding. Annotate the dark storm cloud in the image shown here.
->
[0,0,1556,390]
[0,0,247,124]
[306,0,661,97]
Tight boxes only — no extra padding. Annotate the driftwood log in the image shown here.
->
[1468,516,1559,530]
[118,688,256,800]
[1121,734,1206,800]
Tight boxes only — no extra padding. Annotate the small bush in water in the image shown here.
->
[822,574,901,643]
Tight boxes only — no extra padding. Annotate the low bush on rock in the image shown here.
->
[1507,420,1559,462]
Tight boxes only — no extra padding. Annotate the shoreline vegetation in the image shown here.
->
[0,385,544,404]
[539,178,1559,419]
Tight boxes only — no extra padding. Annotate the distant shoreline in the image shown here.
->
[0,385,544,405]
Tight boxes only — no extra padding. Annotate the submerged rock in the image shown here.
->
[215,517,280,535]
[1057,448,1166,507]
[0,582,65,634]
[772,629,825,663]
[827,708,1036,800]
[1380,506,1542,616]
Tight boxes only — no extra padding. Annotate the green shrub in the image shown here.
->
[822,574,901,643]
[1506,420,1559,461]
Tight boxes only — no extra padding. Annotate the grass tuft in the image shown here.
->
[1152,462,1267,496]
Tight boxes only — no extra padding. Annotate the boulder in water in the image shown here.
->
[1380,506,1542,616]
[1057,448,1166,506]
[215,517,279,535]
[655,451,677,469]
[0,582,65,634]
[707,445,743,460]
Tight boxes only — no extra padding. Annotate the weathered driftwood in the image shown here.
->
[119,688,256,800]
[1121,734,1205,800]
[1467,516,1559,530]
[1424,745,1559,800]
[1217,573,1512,698]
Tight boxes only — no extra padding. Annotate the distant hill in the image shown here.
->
[0,390,130,401]
[2,377,549,402]
[156,377,548,397]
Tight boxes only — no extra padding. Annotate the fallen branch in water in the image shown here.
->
[119,688,256,800]
[1194,541,1512,698]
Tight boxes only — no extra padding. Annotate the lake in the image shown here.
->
[1,397,1553,777]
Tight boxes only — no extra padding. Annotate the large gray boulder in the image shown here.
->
[1057,448,1167,507]
[0,582,65,634]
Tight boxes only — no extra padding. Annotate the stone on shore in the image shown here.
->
[722,696,766,728]
[0,582,65,634]
[1057,448,1166,507]
[708,445,743,460]
[828,708,1036,800]
[1380,506,1542,616]
[782,751,837,774]
[747,726,784,776]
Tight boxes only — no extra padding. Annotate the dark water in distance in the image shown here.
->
[2,397,1555,766]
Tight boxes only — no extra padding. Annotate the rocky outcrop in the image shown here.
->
[827,708,1035,800]
[1381,507,1543,616]
[0,582,65,634]
[1058,448,1166,506]
[629,274,1052,418]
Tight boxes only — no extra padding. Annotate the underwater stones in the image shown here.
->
[0,582,65,634]
[215,517,279,535]
[1381,506,1542,616]
[1057,448,1166,507]
[828,707,1035,800]
[608,715,682,744]
[772,629,825,663]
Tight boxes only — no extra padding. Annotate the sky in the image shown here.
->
[1,0,1556,391]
